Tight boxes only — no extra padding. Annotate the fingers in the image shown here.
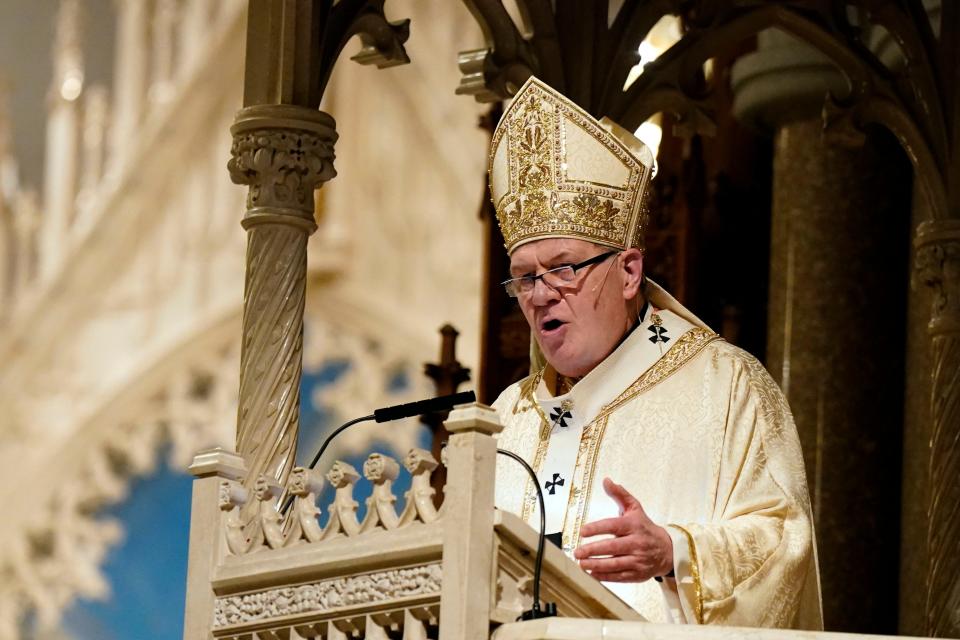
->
[587,570,645,583]
[577,555,637,574]
[573,535,634,559]
[602,477,642,514]
[578,515,629,539]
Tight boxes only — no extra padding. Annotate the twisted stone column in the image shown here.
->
[914,219,960,638]
[228,104,337,493]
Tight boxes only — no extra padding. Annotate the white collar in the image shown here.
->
[534,307,696,425]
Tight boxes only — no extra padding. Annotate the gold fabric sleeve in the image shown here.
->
[670,351,822,629]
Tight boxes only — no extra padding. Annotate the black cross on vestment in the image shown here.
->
[545,473,565,495]
[548,406,572,428]
[648,324,669,344]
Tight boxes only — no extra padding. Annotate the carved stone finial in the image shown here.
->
[327,461,361,489]
[404,448,439,475]
[287,466,324,497]
[254,475,283,502]
[219,480,249,513]
[914,219,960,335]
[363,453,400,483]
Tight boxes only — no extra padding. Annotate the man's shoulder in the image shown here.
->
[666,332,783,390]
[697,337,790,409]
[700,336,762,368]
[491,373,537,413]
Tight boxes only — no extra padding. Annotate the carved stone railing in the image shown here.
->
[184,403,639,640]
[219,448,441,555]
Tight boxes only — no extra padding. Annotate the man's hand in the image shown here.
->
[573,477,674,582]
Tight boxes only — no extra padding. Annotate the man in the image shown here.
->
[490,76,822,629]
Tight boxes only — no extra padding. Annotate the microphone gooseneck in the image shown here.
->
[307,414,375,471]
[497,448,557,620]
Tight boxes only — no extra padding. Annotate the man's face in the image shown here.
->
[509,238,640,378]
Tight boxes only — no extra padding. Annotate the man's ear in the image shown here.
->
[621,248,644,300]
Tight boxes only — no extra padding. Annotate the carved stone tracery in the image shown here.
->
[212,563,442,627]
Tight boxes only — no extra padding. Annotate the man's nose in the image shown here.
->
[529,277,560,305]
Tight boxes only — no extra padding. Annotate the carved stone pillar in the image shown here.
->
[148,0,178,105]
[228,104,337,494]
[732,30,911,633]
[109,0,148,174]
[75,86,108,217]
[914,219,960,638]
[900,188,935,636]
[182,448,246,640]
[179,0,214,69]
[41,0,83,279]
[0,84,14,308]
[438,403,503,640]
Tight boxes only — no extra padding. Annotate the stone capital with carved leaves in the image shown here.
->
[914,219,960,335]
[228,104,338,232]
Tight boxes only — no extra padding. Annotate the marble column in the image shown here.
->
[228,104,338,499]
[732,30,912,633]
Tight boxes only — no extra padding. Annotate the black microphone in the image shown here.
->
[280,390,477,514]
[373,390,476,423]
[497,449,558,621]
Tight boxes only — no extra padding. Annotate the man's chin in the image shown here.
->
[542,349,589,379]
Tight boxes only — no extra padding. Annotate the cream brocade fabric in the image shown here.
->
[492,312,823,629]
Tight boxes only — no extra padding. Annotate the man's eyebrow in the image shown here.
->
[509,263,534,277]
[510,251,582,275]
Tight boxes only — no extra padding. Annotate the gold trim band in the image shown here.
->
[668,524,704,624]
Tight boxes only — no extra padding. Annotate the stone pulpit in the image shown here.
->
[182,403,640,639]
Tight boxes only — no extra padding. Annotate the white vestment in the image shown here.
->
[492,290,823,629]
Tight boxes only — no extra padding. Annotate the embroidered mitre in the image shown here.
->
[489,76,655,253]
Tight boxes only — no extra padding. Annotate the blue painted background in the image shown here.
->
[52,358,430,639]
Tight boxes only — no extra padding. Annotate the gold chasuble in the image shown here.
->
[486,76,822,630]
[493,285,823,629]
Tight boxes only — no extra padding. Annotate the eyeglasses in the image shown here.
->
[501,250,620,298]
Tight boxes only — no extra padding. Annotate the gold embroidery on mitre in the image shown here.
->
[489,76,654,253]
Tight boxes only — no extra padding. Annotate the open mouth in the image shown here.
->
[542,318,564,332]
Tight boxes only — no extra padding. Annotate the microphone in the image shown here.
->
[373,390,477,423]
[281,390,477,514]
[497,449,558,621]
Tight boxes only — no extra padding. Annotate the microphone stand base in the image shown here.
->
[520,602,558,620]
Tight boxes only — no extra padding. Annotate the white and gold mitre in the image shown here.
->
[489,76,655,253]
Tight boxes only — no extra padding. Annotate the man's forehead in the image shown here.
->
[509,238,598,266]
